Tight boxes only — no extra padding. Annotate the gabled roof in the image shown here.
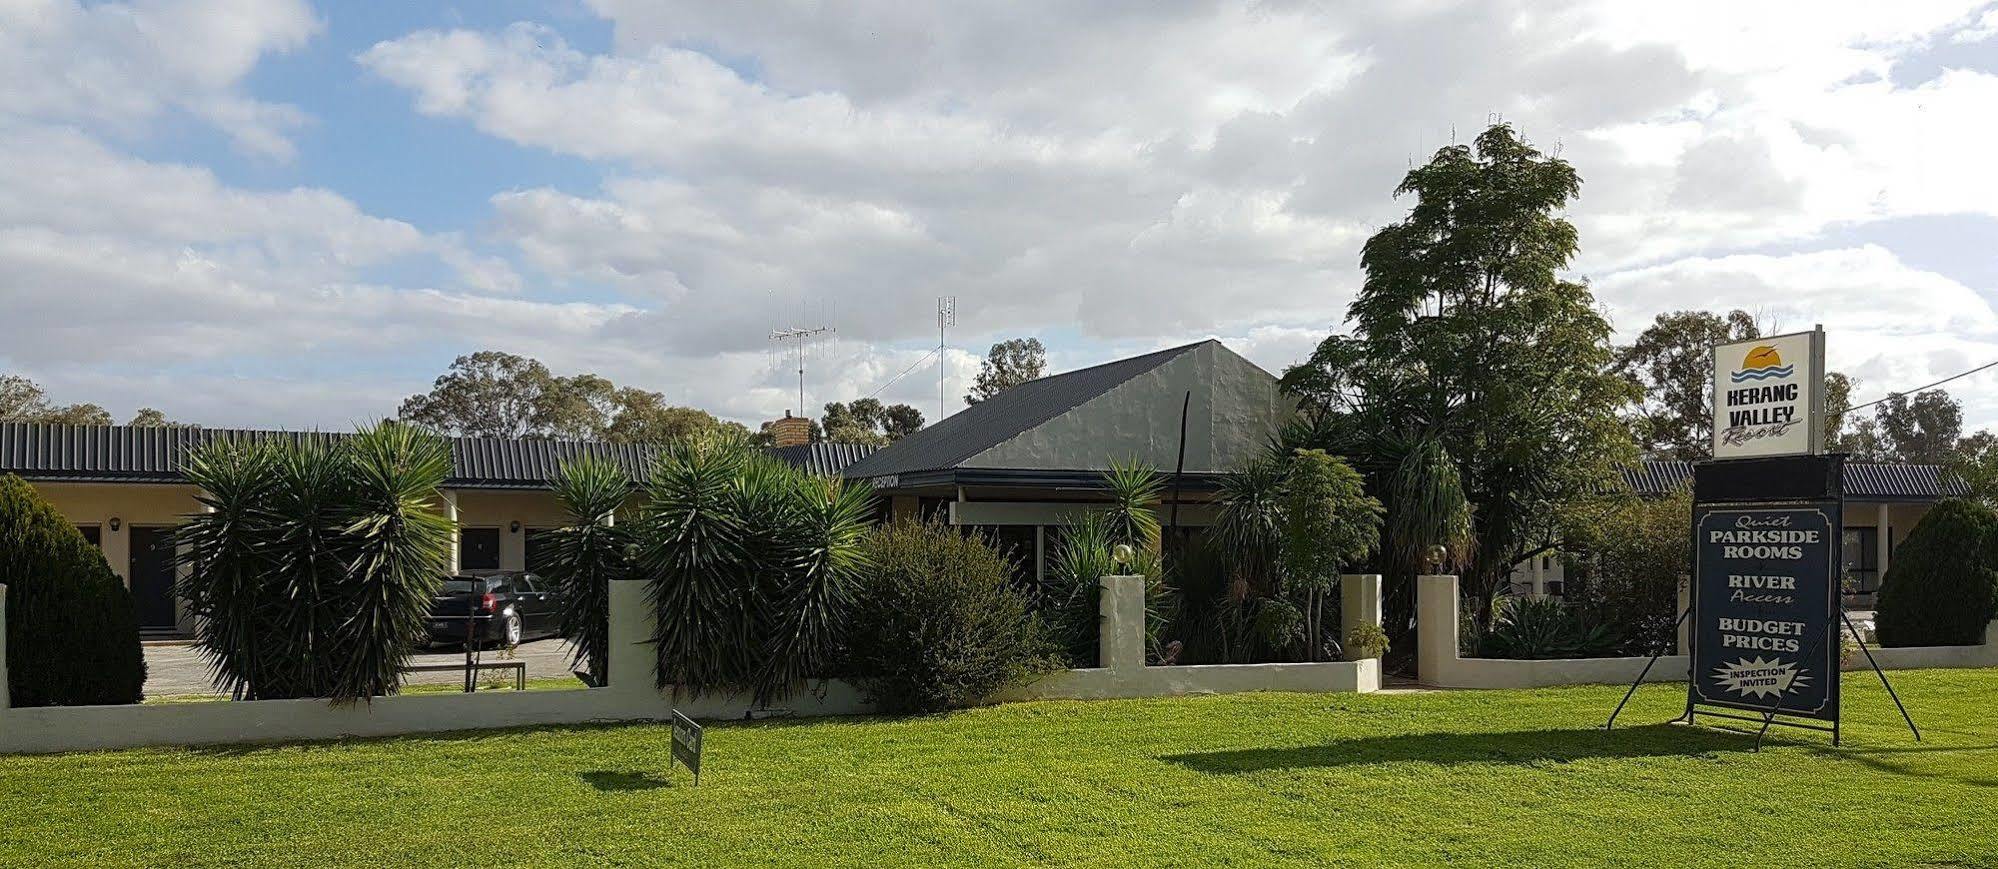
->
[0,423,877,489]
[842,341,1215,481]
[1624,459,1965,501]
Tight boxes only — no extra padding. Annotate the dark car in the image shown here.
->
[425,571,565,648]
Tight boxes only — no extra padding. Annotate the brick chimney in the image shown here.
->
[768,411,811,448]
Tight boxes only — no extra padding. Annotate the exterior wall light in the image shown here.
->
[108,517,122,532]
[510,521,522,533]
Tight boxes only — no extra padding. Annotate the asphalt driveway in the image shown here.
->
[143,638,582,697]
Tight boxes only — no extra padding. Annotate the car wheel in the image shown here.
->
[503,611,523,647]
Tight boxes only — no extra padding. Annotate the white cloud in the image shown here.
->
[0,0,320,158]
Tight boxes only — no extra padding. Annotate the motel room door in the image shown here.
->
[127,526,179,632]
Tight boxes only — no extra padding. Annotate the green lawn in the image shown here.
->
[2,670,1994,867]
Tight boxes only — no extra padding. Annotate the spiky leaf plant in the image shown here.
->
[175,424,455,702]
[634,434,757,697]
[332,422,455,701]
[1102,458,1164,551]
[757,474,875,701]
[535,456,634,686]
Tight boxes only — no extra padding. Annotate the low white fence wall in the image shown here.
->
[1415,574,1998,690]
[0,575,1382,755]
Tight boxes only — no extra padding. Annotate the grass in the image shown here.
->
[2,670,1994,867]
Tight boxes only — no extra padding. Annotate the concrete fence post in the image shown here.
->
[1339,574,1383,643]
[0,584,9,711]
[1415,575,1460,685]
[606,579,655,697]
[1099,574,1147,671]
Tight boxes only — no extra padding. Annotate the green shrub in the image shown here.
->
[1475,596,1620,660]
[1343,623,1390,660]
[848,522,1056,713]
[1557,489,1690,656]
[532,456,634,687]
[0,474,146,706]
[1876,499,1998,647]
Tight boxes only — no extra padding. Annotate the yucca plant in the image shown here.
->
[330,423,456,700]
[535,456,634,687]
[1102,458,1164,551]
[174,423,455,702]
[632,432,876,704]
[634,435,758,697]
[757,473,875,700]
[1212,453,1288,600]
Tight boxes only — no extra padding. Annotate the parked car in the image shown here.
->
[425,571,565,648]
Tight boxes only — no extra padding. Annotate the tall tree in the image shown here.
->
[1279,123,1638,629]
[605,388,749,444]
[965,338,1047,405]
[127,408,189,427]
[399,351,740,443]
[1873,389,1965,464]
[0,374,116,426]
[821,398,925,445]
[398,351,555,439]
[1612,310,1760,460]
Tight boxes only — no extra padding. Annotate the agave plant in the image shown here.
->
[534,455,634,687]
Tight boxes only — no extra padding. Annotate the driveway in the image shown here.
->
[143,638,582,697]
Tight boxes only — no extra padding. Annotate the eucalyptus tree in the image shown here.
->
[1280,123,1638,630]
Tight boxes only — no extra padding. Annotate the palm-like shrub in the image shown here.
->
[632,434,874,704]
[534,457,633,686]
[848,521,1054,713]
[1876,499,1998,647]
[0,474,146,706]
[173,423,454,702]
[1102,458,1164,550]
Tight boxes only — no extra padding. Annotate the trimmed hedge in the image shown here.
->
[1875,498,1998,648]
[0,474,146,705]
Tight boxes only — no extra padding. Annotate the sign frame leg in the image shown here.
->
[1840,610,1921,743]
[1603,607,1692,731]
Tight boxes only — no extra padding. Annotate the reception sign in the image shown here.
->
[1712,328,1825,459]
[1691,502,1841,720]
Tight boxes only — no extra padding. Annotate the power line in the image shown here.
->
[1846,358,1998,413]
[865,346,941,400]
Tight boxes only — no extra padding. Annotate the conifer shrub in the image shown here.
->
[0,474,146,706]
[1875,499,1998,647]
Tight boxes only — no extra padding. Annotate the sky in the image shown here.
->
[4,0,1998,432]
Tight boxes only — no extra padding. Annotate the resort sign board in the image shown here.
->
[1711,328,1825,460]
[1690,502,1841,722]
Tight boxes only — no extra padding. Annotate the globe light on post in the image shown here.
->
[1112,543,1136,572]
[1424,544,1449,574]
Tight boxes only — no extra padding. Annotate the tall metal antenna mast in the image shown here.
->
[769,325,834,417]
[937,297,956,421]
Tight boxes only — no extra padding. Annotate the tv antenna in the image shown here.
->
[937,297,956,420]
[769,325,834,418]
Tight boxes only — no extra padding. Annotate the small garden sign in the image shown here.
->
[670,710,703,786]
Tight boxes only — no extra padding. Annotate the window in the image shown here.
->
[77,524,101,546]
[459,528,502,571]
[1842,528,1880,593]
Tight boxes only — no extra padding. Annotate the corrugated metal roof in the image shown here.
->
[843,340,1211,480]
[765,441,878,476]
[1624,459,1964,500]
[0,422,889,489]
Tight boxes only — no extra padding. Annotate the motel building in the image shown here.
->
[0,340,1962,635]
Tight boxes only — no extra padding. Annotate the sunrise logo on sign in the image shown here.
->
[1729,346,1794,383]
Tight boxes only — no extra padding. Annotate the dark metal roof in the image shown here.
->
[843,340,1212,480]
[0,423,659,489]
[765,441,878,477]
[1624,459,1964,501]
